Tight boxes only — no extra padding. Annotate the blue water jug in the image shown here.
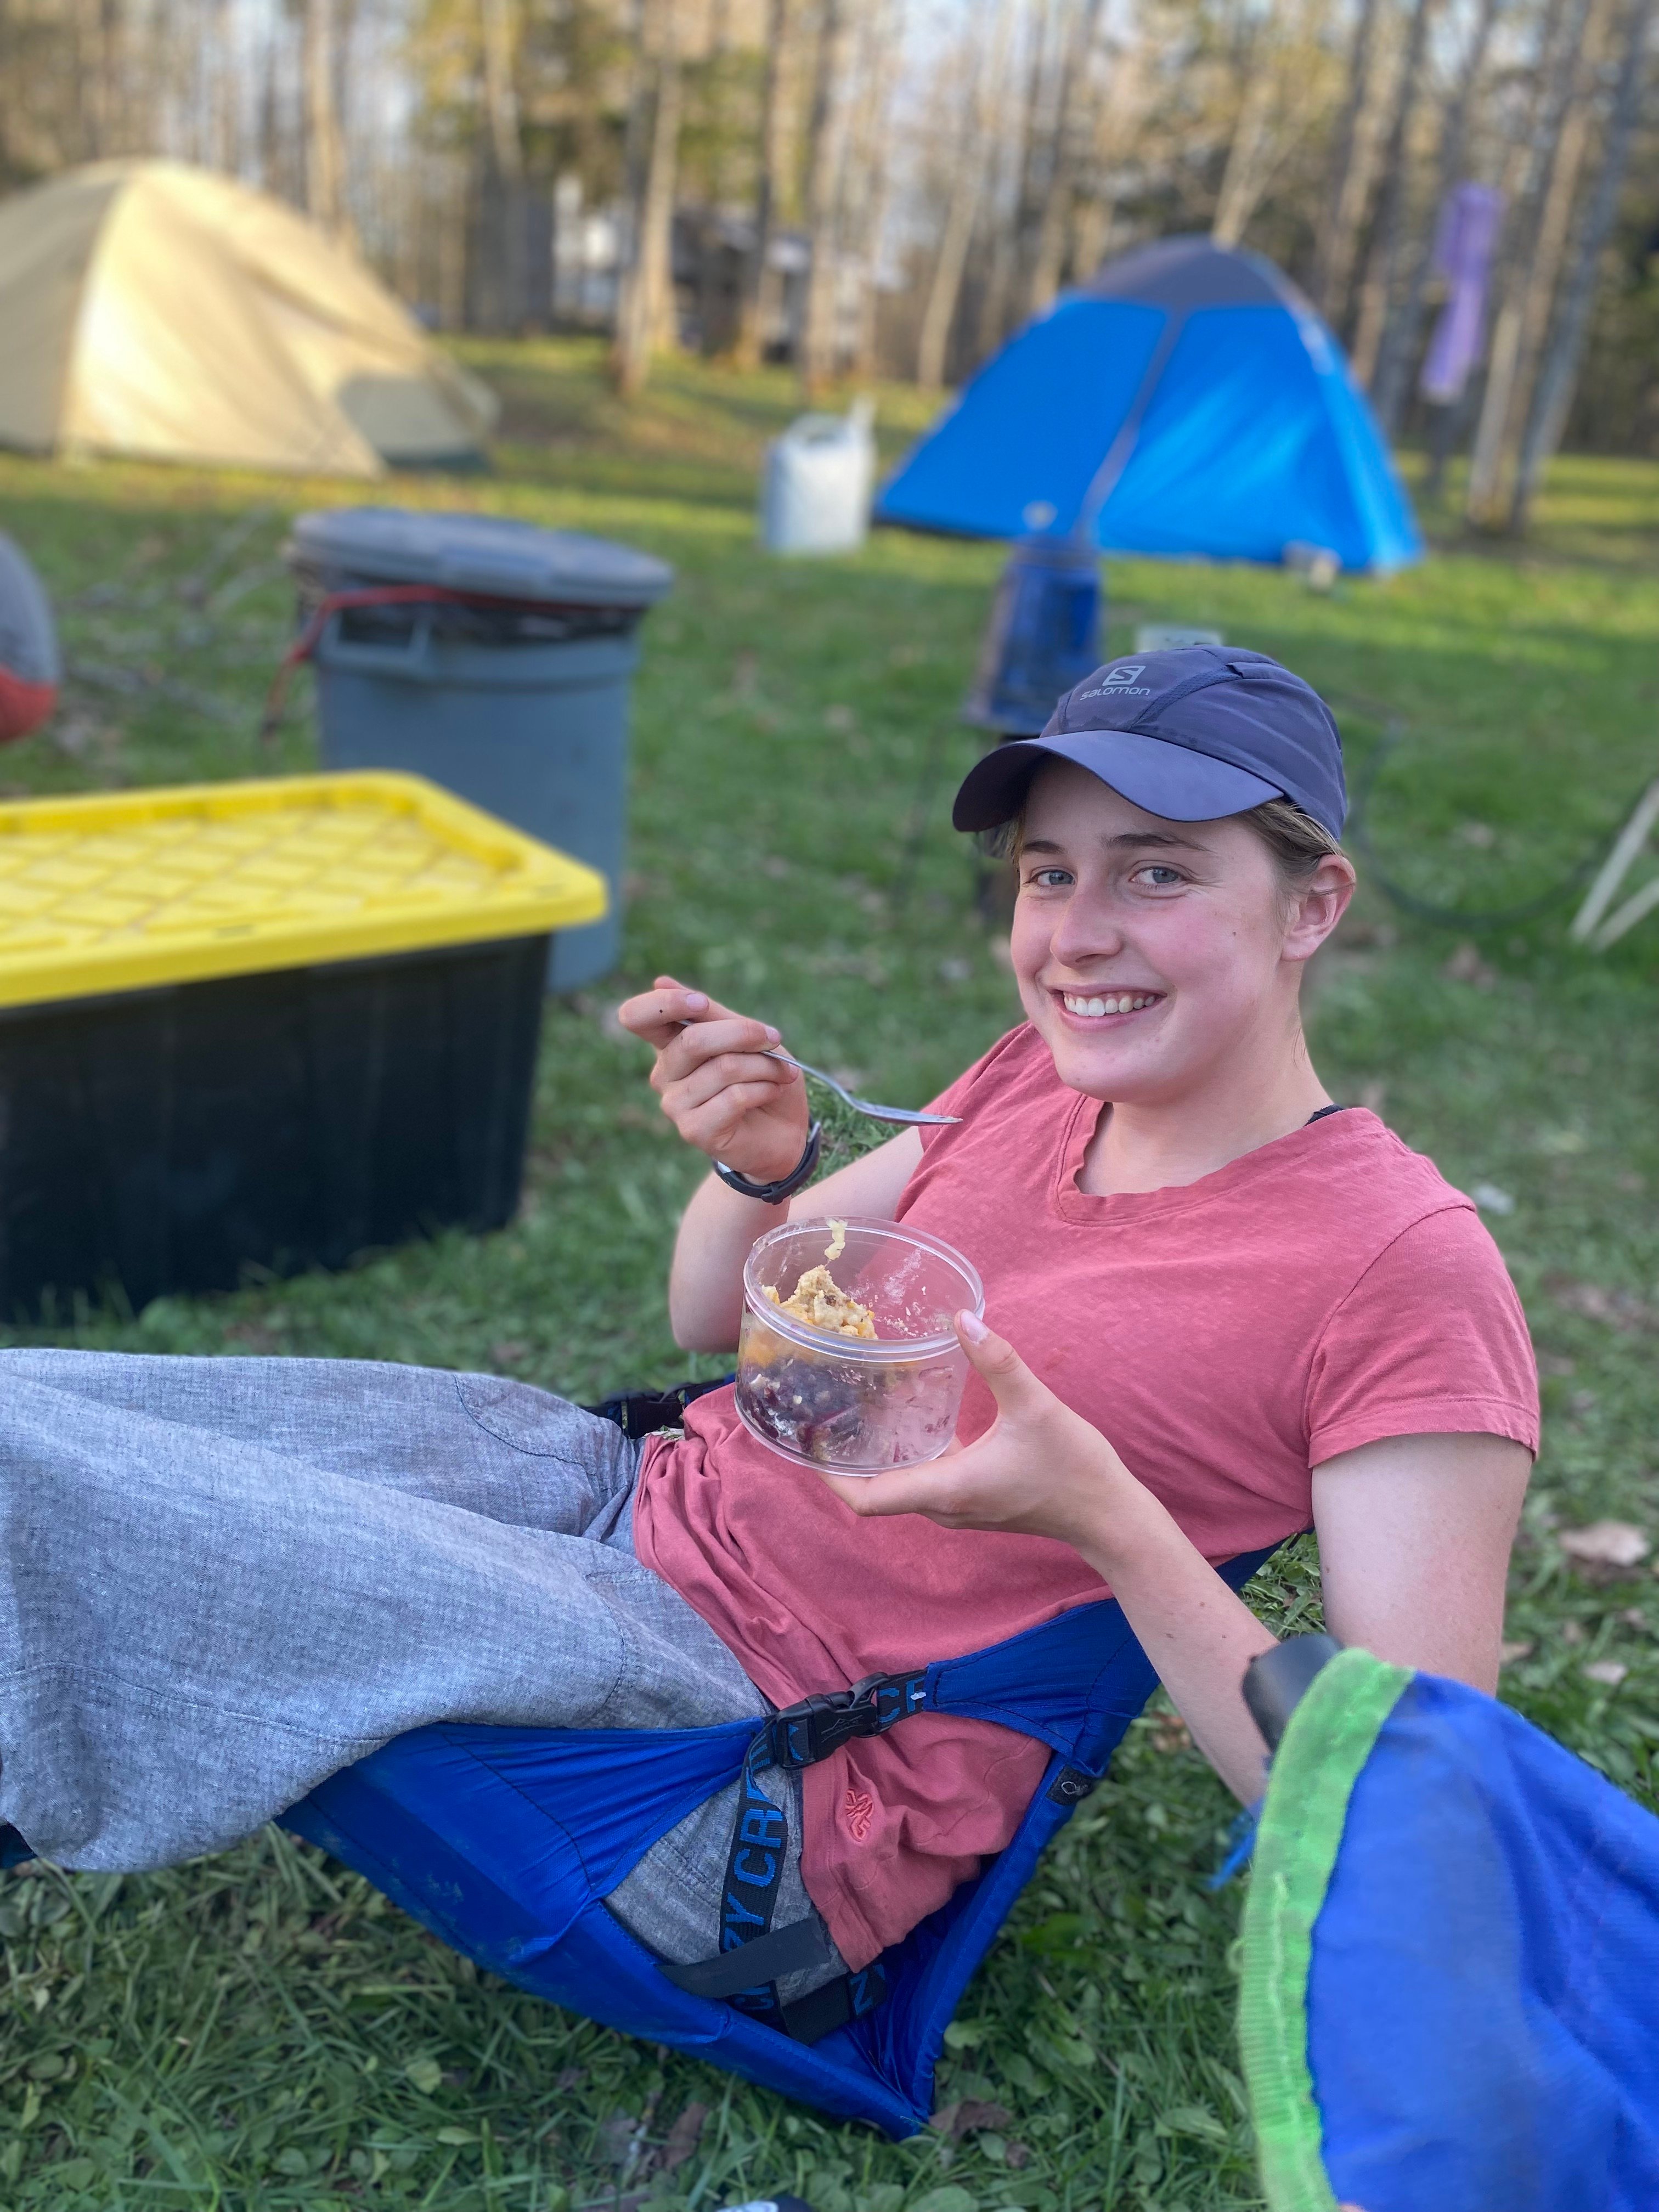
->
[964,532,1102,737]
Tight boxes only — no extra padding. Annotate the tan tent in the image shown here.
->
[0,161,498,478]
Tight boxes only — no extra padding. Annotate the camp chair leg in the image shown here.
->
[1571,777,1659,949]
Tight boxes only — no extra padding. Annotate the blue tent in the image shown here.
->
[876,236,1422,574]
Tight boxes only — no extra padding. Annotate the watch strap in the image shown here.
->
[713,1121,823,1204]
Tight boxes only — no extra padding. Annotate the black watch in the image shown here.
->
[713,1121,823,1204]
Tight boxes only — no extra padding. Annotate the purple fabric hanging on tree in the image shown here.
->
[1419,182,1506,404]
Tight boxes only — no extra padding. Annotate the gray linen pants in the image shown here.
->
[0,1350,841,1993]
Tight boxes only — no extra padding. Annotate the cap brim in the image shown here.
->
[952,729,1283,832]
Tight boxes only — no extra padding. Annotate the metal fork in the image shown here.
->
[764,1051,960,1127]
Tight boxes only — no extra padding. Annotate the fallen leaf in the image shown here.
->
[658,2102,708,2172]
[1499,1640,1534,1666]
[1559,1521,1650,1570]
[1005,2141,1032,2169]
[597,2111,637,2168]
[1547,1278,1657,1333]
[490,1341,528,1367]
[931,2100,1014,2139]
[1583,1660,1629,1688]
[1560,1620,1587,1645]
[1470,1180,1515,1216]
[1456,821,1497,849]
[1150,1712,1192,1754]
[555,2066,586,2092]
[1442,940,1497,987]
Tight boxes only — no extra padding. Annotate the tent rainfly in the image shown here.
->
[876,235,1422,574]
[0,161,498,479]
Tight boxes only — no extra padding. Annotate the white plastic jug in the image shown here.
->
[759,398,875,555]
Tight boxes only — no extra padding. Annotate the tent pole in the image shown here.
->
[1073,311,1187,546]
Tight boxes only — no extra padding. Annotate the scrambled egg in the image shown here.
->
[764,1264,877,1339]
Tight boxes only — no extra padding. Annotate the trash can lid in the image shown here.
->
[287,508,674,610]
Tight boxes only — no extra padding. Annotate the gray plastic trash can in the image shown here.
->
[286,508,673,990]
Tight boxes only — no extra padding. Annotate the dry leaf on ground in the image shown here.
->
[1547,1278,1657,1333]
[1499,1640,1535,1666]
[1443,941,1497,987]
[657,2102,708,2173]
[930,2100,1014,2139]
[1558,1521,1650,1570]
[1583,1660,1630,1688]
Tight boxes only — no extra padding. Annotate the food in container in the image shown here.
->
[735,1217,984,1473]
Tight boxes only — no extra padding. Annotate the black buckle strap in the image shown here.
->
[659,1667,929,2038]
[584,1375,734,1442]
[662,1912,832,1999]
[780,1958,888,2045]
[759,1671,929,1771]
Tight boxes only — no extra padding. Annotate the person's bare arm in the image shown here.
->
[615,975,922,1353]
[815,1317,1530,1800]
[1311,1431,1528,1695]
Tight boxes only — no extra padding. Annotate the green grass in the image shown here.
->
[0,337,1656,2210]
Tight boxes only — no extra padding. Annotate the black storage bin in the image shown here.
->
[0,772,606,1314]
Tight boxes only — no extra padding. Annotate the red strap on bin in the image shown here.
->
[257,584,597,748]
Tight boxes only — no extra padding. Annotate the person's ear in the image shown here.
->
[1281,854,1357,964]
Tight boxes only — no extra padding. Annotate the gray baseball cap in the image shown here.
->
[952,646,1347,838]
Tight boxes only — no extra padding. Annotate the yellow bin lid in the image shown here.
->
[0,771,608,1011]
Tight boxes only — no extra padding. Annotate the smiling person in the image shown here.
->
[0,648,1535,2045]
[622,644,1537,1974]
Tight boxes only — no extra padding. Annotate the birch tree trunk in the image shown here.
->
[733,0,791,368]
[1465,0,1602,524]
[799,0,861,394]
[212,0,241,172]
[848,0,903,380]
[977,0,1041,354]
[916,18,1002,387]
[1211,55,1277,250]
[1348,0,1438,388]
[1025,0,1106,313]
[1311,0,1387,324]
[302,0,350,238]
[1510,0,1655,528]
[478,0,527,332]
[612,0,684,397]
[1369,0,1499,436]
[76,0,121,158]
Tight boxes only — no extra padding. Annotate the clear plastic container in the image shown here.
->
[734,1217,984,1474]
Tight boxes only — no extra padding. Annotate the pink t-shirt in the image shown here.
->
[634,1024,1539,1969]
